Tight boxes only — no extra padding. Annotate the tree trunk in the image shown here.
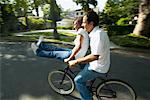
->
[133,0,150,37]
[25,14,29,30]
[53,20,60,39]
[48,0,60,39]
[35,7,39,17]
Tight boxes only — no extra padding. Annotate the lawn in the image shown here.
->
[1,31,76,44]
[110,34,150,49]
[1,31,150,49]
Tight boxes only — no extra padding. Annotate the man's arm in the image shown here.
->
[68,54,99,67]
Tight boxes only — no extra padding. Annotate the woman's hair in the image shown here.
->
[74,17,83,28]
[86,10,99,27]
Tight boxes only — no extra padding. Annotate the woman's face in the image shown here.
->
[73,20,80,30]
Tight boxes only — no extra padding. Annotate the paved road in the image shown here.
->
[0,42,150,100]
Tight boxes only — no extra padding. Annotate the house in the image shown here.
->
[57,8,99,27]
[57,9,85,27]
[57,18,74,27]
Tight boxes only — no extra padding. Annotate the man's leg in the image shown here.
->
[74,64,105,100]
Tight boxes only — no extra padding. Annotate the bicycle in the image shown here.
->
[48,65,136,100]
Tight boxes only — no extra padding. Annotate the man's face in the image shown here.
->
[82,16,93,33]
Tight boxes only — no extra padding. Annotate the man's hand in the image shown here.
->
[68,60,78,68]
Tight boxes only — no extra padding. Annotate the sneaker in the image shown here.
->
[31,43,38,55]
[36,36,44,46]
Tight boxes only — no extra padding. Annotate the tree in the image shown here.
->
[31,0,43,17]
[44,0,61,39]
[73,0,97,11]
[0,0,19,34]
[0,4,18,34]
[14,0,31,30]
[102,0,140,25]
[133,0,150,37]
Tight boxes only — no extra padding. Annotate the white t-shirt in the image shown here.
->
[74,28,89,59]
[88,26,110,73]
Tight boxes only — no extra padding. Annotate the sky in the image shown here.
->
[35,0,107,17]
[56,0,108,11]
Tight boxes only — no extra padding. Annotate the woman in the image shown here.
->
[31,17,89,62]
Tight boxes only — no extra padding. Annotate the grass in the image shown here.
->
[1,31,76,43]
[110,34,150,49]
[1,30,150,49]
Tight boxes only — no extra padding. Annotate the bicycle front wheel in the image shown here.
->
[96,79,136,100]
[48,70,75,95]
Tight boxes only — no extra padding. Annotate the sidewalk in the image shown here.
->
[109,41,150,59]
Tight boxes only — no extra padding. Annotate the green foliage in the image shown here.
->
[110,34,150,49]
[116,17,131,26]
[25,32,53,36]
[106,25,135,36]
[1,4,19,34]
[73,0,97,11]
[57,26,73,30]
[44,0,61,21]
[18,16,53,30]
[13,0,31,16]
[29,17,44,24]
[24,31,76,42]
[101,0,140,25]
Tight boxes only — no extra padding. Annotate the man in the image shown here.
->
[68,10,110,100]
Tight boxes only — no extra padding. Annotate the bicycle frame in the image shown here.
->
[59,66,76,85]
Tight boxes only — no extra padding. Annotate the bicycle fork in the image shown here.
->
[60,67,69,85]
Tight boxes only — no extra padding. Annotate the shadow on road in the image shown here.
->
[1,42,79,100]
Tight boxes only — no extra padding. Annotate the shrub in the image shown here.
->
[106,25,135,36]
[18,16,53,30]
[28,16,45,30]
[116,17,131,26]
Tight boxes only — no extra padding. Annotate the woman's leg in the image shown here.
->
[36,48,72,61]
[39,43,71,51]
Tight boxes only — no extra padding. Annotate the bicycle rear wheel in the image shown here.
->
[48,70,75,95]
[96,79,136,100]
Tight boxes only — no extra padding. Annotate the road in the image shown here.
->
[0,42,150,100]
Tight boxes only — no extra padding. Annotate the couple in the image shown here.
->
[31,10,110,100]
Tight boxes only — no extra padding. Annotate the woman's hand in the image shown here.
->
[64,58,70,63]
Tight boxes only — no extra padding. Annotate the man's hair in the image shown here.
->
[86,10,99,27]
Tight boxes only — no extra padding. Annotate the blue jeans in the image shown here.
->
[36,43,72,61]
[74,64,106,100]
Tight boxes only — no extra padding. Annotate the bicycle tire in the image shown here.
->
[96,79,136,100]
[48,70,75,95]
